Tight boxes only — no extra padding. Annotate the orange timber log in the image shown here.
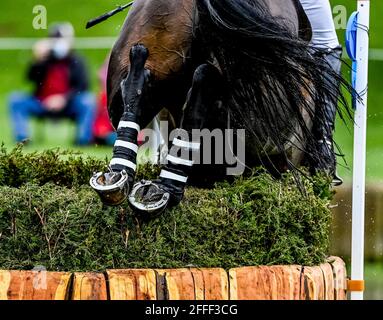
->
[0,257,347,300]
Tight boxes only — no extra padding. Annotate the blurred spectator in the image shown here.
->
[92,57,116,145]
[8,22,95,145]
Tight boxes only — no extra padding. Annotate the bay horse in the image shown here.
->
[90,0,349,215]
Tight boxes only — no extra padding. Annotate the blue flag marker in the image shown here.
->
[346,11,359,109]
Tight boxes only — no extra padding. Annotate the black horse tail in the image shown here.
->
[193,0,352,174]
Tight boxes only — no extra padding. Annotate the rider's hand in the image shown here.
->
[33,39,52,62]
[43,94,67,112]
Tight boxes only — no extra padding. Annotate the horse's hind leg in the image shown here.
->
[90,44,153,206]
[129,64,224,216]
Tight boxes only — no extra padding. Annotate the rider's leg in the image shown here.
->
[313,46,343,185]
[129,63,224,214]
[299,0,339,50]
[299,0,343,185]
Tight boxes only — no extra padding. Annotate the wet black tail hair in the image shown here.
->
[194,0,353,178]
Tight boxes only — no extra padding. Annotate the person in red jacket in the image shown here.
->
[93,57,117,145]
[8,23,95,145]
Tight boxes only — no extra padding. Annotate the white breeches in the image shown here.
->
[299,0,340,49]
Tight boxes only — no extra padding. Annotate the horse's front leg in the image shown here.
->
[90,44,153,206]
[129,63,224,216]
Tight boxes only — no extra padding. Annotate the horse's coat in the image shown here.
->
[107,0,195,129]
[92,0,351,210]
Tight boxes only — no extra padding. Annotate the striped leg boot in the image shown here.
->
[90,111,140,206]
[90,44,150,205]
[128,64,222,217]
[129,133,200,217]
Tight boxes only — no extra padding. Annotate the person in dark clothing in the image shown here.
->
[8,23,95,145]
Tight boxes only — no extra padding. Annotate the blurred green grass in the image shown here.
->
[0,0,382,179]
[365,262,383,300]
[332,0,383,182]
[0,0,126,158]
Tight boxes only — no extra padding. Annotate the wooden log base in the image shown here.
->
[107,269,157,300]
[0,257,347,300]
[0,270,71,300]
[71,272,107,300]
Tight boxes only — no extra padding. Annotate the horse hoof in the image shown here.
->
[331,171,343,187]
[90,170,130,206]
[128,180,170,218]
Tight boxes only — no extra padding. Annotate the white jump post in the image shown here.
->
[350,0,370,300]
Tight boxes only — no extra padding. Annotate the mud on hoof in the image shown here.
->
[90,170,130,206]
[129,180,170,218]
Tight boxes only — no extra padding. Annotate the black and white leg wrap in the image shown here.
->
[128,136,200,214]
[109,112,140,180]
[89,112,140,206]
[159,136,201,204]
